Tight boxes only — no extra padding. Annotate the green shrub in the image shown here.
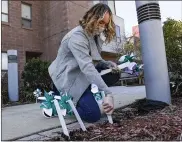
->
[1,72,9,104]
[18,82,35,103]
[163,18,182,96]
[22,58,52,93]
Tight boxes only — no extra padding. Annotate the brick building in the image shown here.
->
[1,1,124,79]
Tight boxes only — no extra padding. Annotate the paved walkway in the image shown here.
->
[2,86,146,141]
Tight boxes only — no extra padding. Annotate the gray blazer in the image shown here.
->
[48,26,111,104]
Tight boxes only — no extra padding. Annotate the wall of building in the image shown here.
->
[67,1,93,30]
[2,1,44,77]
[107,1,116,15]
[41,1,93,61]
[114,15,125,39]
[132,25,140,37]
[102,15,125,54]
[41,1,68,61]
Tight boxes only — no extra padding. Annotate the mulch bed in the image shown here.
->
[52,96,182,141]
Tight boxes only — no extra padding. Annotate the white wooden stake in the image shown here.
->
[100,62,131,75]
[53,99,69,137]
[67,99,87,131]
[107,115,113,124]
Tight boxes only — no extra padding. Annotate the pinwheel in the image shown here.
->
[118,53,135,64]
[91,84,103,104]
[33,88,42,103]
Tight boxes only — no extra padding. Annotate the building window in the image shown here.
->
[1,0,9,22]
[1,52,8,71]
[115,25,121,43]
[115,25,121,37]
[21,3,32,28]
[26,52,41,62]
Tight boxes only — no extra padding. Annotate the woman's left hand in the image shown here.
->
[104,61,117,69]
[96,60,120,73]
[104,61,120,73]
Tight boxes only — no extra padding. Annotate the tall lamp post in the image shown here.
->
[135,1,171,104]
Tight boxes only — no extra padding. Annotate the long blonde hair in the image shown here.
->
[79,3,116,43]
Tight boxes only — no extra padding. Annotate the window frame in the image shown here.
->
[1,52,8,71]
[1,0,9,23]
[21,2,32,28]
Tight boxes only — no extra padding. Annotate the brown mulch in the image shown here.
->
[52,96,182,141]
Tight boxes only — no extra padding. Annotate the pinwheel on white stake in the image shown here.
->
[91,84,113,124]
[38,90,87,137]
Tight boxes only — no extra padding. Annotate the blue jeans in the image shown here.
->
[76,85,101,123]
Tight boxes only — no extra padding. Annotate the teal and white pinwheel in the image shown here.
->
[93,93,103,101]
[59,93,73,115]
[91,84,103,104]
[40,91,73,117]
[40,91,56,116]
[118,53,135,64]
[33,88,42,98]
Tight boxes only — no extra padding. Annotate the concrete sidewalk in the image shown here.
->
[2,86,146,141]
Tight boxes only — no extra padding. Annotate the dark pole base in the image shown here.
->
[135,98,169,113]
